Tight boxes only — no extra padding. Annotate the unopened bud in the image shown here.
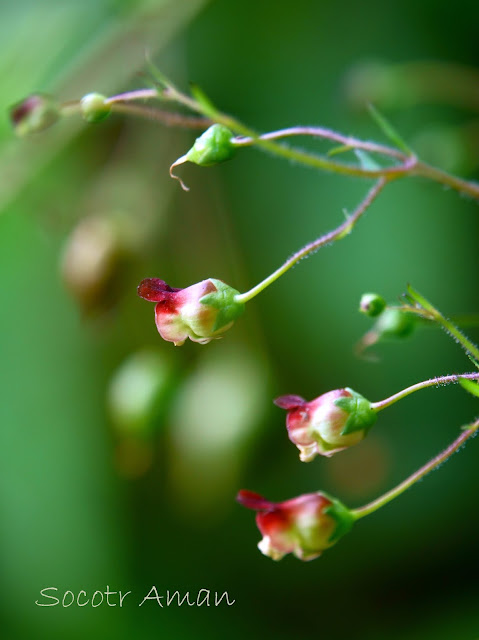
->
[9,93,60,136]
[237,489,354,561]
[275,388,377,461]
[108,350,173,436]
[359,292,386,317]
[170,124,236,190]
[375,307,416,338]
[80,92,111,123]
[137,277,244,346]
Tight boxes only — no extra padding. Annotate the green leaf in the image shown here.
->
[327,144,353,157]
[467,354,479,370]
[368,103,412,154]
[459,378,479,398]
[190,83,217,118]
[354,149,381,171]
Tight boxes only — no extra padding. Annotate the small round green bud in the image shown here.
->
[9,93,60,136]
[186,124,236,166]
[80,92,111,123]
[375,307,416,338]
[359,293,386,317]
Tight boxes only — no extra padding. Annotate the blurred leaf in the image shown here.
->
[459,377,479,398]
[368,102,412,154]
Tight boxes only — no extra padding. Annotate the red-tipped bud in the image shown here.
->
[137,277,244,346]
[9,93,60,136]
[237,489,354,561]
[275,388,377,461]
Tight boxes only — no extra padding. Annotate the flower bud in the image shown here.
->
[80,92,111,123]
[9,93,60,136]
[170,124,236,191]
[137,277,244,346]
[375,307,416,338]
[237,489,354,561]
[359,292,386,317]
[274,388,377,461]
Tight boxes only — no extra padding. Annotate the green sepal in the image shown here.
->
[200,279,245,331]
[459,377,479,399]
[186,124,236,166]
[323,497,355,543]
[334,388,377,435]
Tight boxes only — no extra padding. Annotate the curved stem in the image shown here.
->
[233,127,406,161]
[352,418,479,520]
[235,178,387,304]
[72,79,479,200]
[370,372,479,412]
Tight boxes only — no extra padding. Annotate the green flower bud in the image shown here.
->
[359,292,386,317]
[9,93,60,136]
[186,124,236,166]
[80,92,111,123]
[375,308,416,338]
[170,124,237,191]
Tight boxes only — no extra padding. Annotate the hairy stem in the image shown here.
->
[74,81,479,200]
[370,372,479,412]
[405,286,479,363]
[232,126,406,161]
[235,178,387,304]
[352,419,479,520]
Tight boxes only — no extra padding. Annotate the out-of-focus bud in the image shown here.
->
[61,215,124,313]
[169,124,237,190]
[108,350,175,478]
[359,292,386,317]
[137,277,244,346]
[107,350,174,436]
[80,92,111,123]
[237,489,354,561]
[356,307,417,358]
[374,308,416,338]
[274,388,377,461]
[9,93,60,136]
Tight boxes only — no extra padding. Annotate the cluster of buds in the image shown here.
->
[237,490,354,561]
[275,388,377,461]
[137,277,244,346]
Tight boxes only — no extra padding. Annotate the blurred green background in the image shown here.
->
[1,1,479,639]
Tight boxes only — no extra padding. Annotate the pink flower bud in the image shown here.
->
[137,277,244,346]
[9,93,60,136]
[237,489,354,561]
[274,388,377,461]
